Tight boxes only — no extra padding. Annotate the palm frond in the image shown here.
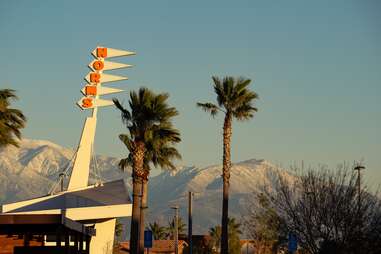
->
[233,103,257,121]
[119,134,134,152]
[0,89,26,148]
[115,87,182,177]
[196,102,220,117]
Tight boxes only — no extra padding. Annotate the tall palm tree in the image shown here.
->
[197,76,258,254]
[148,222,167,240]
[114,88,179,254]
[0,89,26,148]
[118,124,181,252]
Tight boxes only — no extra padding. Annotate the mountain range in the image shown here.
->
[0,139,294,235]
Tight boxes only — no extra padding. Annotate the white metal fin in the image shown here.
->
[84,73,128,84]
[81,86,124,96]
[77,97,115,110]
[92,46,136,59]
[88,60,132,71]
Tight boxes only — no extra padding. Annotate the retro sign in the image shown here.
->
[77,46,135,110]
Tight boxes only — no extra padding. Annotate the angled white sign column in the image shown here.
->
[71,46,135,254]
[68,46,135,190]
[2,46,135,254]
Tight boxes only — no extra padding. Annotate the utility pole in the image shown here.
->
[171,205,179,254]
[188,192,193,254]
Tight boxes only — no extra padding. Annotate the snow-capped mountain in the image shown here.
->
[0,139,294,235]
[147,159,293,234]
[0,139,127,204]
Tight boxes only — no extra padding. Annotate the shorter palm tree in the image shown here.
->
[148,222,167,240]
[114,88,180,254]
[118,123,181,251]
[0,89,26,147]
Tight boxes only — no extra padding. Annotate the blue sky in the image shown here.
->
[0,0,380,184]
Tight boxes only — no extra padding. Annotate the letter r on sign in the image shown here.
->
[90,73,101,83]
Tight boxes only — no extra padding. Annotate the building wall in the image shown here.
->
[0,235,44,254]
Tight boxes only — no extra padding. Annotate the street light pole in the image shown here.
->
[188,192,193,254]
[354,165,365,227]
[354,163,365,254]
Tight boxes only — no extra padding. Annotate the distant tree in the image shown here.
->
[265,164,381,254]
[166,217,186,239]
[0,89,26,147]
[147,222,167,240]
[209,217,242,254]
[209,224,221,253]
[197,76,258,254]
[114,220,124,243]
[244,193,287,254]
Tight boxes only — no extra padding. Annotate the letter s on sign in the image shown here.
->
[82,98,93,108]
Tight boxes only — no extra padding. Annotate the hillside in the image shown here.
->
[0,139,293,234]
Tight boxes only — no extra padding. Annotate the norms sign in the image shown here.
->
[77,46,135,110]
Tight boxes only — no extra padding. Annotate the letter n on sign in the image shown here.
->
[97,48,107,58]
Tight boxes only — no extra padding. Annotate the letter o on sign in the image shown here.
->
[93,60,104,71]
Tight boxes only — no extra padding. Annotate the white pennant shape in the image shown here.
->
[77,97,114,110]
[85,72,128,84]
[88,60,132,71]
[81,86,124,96]
[92,46,136,59]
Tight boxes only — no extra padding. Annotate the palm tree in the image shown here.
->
[114,88,179,254]
[209,218,242,254]
[166,217,187,239]
[0,89,26,147]
[148,222,167,240]
[114,220,124,243]
[118,124,181,252]
[209,225,222,253]
[197,76,258,254]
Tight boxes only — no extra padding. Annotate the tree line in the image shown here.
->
[243,164,381,254]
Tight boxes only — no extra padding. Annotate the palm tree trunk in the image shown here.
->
[130,141,145,254]
[139,178,148,254]
[221,113,232,254]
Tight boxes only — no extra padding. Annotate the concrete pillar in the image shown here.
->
[89,218,116,254]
